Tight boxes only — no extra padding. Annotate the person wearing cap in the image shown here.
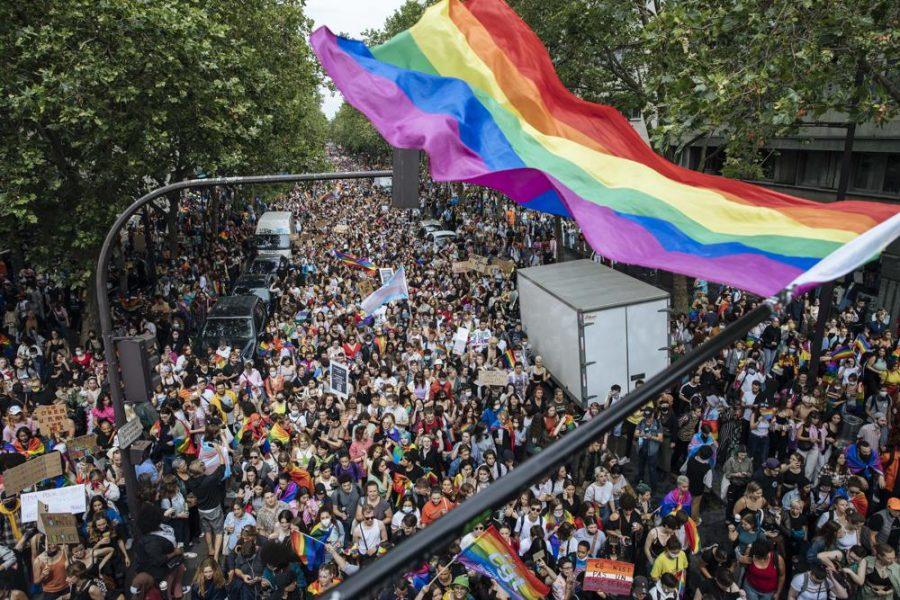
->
[632,575,650,600]
[866,497,900,548]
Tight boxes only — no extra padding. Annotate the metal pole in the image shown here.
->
[327,301,777,599]
[95,170,391,527]
[808,70,861,377]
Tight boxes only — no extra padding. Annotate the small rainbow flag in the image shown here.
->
[683,516,701,553]
[268,422,291,445]
[457,525,549,600]
[290,530,325,570]
[286,464,313,492]
[333,250,377,273]
[501,348,516,368]
[854,336,872,355]
[374,335,387,355]
[827,345,854,361]
[174,437,196,456]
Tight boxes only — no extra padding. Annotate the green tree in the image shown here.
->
[1,0,325,327]
[328,103,391,165]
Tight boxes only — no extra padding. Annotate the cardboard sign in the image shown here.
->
[378,268,394,285]
[37,501,80,545]
[34,405,74,438]
[329,361,350,399]
[3,452,63,495]
[583,559,634,595]
[477,369,509,387]
[21,484,87,523]
[358,280,375,298]
[452,327,470,355]
[116,417,143,449]
[452,261,472,274]
[494,259,516,275]
[334,224,349,234]
[67,434,99,460]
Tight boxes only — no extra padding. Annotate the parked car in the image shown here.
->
[246,255,287,277]
[199,295,267,361]
[417,220,443,237]
[232,274,274,309]
[426,230,457,248]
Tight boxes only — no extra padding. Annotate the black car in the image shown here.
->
[200,295,267,361]
[232,274,274,310]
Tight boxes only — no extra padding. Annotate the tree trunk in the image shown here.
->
[82,278,100,343]
[209,187,221,238]
[166,192,179,257]
[672,274,690,314]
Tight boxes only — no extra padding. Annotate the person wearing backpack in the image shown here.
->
[787,565,849,600]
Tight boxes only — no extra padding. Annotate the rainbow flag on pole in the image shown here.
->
[311,0,900,297]
[458,525,549,600]
[333,250,377,274]
[290,530,326,570]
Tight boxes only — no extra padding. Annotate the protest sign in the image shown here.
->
[358,280,375,298]
[116,418,143,449]
[477,369,508,387]
[378,267,394,285]
[37,501,80,545]
[494,259,516,275]
[329,361,350,399]
[34,404,74,437]
[583,559,634,595]
[67,434,99,460]
[452,327,470,355]
[21,484,87,523]
[3,452,63,495]
[452,261,471,274]
[334,224,349,234]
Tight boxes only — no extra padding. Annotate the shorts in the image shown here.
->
[198,505,224,534]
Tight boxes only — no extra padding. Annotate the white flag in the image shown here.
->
[361,266,409,315]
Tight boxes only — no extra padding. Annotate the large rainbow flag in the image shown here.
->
[311,0,900,297]
[457,525,549,600]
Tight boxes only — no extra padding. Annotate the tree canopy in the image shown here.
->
[1,0,326,282]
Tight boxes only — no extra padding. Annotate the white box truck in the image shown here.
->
[517,260,670,405]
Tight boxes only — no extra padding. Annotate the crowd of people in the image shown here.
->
[0,151,899,600]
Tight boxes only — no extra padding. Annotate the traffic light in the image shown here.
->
[116,334,161,403]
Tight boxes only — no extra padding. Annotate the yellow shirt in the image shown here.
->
[650,551,687,580]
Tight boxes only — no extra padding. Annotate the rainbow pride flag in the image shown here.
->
[827,345,855,361]
[311,0,900,297]
[333,250,377,274]
[268,422,292,445]
[501,348,517,368]
[854,336,872,355]
[457,525,549,600]
[290,530,325,570]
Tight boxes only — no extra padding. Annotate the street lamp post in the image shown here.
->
[95,170,391,527]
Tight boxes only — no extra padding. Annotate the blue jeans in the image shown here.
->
[743,583,774,600]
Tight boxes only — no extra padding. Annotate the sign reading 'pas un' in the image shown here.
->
[583,558,634,595]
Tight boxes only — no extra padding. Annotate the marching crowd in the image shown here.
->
[0,152,899,600]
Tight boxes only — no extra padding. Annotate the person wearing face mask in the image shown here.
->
[390,497,420,536]
[314,508,344,552]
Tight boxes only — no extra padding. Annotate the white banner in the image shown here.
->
[21,484,87,523]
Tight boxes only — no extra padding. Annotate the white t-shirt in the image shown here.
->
[583,481,613,507]
[789,573,833,600]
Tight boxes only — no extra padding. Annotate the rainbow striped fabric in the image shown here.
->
[267,422,292,445]
[290,530,325,570]
[333,250,377,273]
[458,525,549,600]
[311,0,900,297]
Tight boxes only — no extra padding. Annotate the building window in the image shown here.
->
[851,153,883,191]
[884,154,900,194]
[798,151,839,189]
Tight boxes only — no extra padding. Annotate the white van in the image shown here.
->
[255,211,294,259]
